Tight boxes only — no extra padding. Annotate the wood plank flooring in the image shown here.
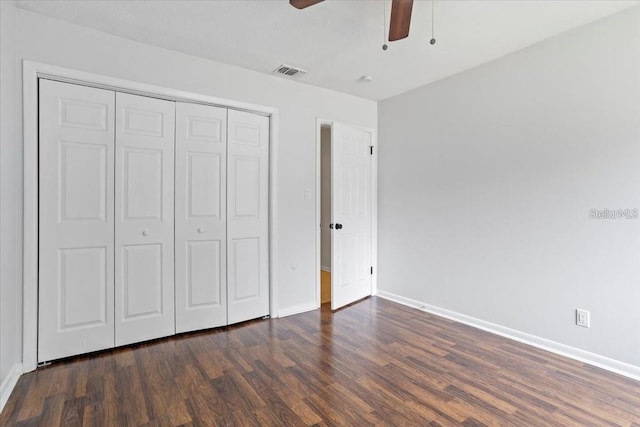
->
[2,297,639,426]
[320,270,331,304]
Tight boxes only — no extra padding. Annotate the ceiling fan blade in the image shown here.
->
[290,0,324,9]
[388,0,414,41]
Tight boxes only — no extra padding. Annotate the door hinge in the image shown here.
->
[370,266,373,275]
[370,146,374,155]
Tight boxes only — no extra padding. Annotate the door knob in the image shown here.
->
[335,223,343,230]
[197,227,204,234]
[142,229,150,236]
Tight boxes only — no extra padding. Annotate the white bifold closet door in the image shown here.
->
[227,110,270,323]
[38,80,116,362]
[39,80,270,362]
[175,103,228,333]
[114,92,176,346]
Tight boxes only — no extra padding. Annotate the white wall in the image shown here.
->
[0,3,376,377]
[0,0,23,398]
[378,6,640,367]
[320,127,331,270]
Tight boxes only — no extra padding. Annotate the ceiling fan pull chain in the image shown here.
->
[382,0,389,50]
[430,0,437,45]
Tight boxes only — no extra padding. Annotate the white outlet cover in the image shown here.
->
[576,309,591,328]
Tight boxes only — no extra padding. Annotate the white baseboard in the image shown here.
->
[320,265,331,272]
[278,302,319,318]
[377,290,640,382]
[0,363,22,415]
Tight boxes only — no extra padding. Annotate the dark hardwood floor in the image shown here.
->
[2,297,639,426]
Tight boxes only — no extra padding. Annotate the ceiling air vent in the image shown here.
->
[273,64,308,78]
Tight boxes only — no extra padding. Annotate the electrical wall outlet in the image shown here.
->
[576,309,590,328]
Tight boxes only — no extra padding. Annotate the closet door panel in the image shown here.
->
[38,80,115,362]
[227,110,269,324]
[115,93,175,346]
[175,103,227,333]
[122,244,163,319]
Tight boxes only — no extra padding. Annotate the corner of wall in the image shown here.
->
[1,0,24,392]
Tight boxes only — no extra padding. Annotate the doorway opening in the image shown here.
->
[320,125,332,304]
[21,61,279,372]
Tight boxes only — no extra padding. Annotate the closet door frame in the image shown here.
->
[22,61,279,371]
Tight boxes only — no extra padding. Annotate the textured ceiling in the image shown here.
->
[16,0,640,100]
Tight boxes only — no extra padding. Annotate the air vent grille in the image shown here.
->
[273,64,308,77]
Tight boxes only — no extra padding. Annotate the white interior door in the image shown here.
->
[175,102,228,333]
[114,92,176,346]
[38,80,115,362]
[331,122,373,310]
[227,110,270,324]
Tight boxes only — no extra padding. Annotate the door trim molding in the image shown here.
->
[314,118,378,309]
[22,60,279,372]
